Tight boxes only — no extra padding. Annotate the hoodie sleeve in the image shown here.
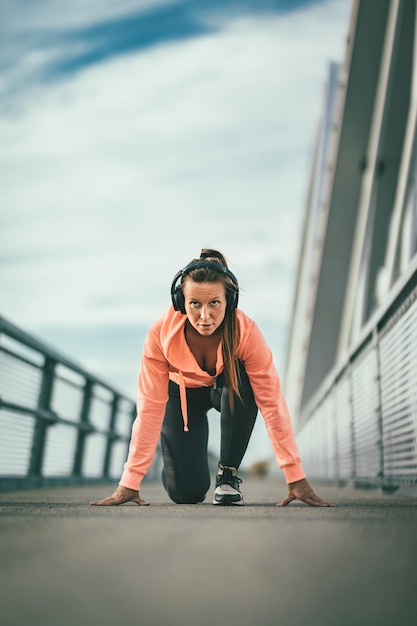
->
[119,325,169,491]
[240,319,306,484]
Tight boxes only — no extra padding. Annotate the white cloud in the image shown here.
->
[1,0,350,408]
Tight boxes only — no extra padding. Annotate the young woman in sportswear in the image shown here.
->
[92,249,332,507]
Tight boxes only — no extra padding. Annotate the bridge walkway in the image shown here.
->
[1,476,416,626]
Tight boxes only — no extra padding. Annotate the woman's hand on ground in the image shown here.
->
[90,485,149,506]
[277,478,335,507]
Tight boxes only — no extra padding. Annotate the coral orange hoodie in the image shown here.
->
[120,307,305,490]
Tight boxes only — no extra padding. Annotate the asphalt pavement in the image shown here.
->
[1,476,416,626]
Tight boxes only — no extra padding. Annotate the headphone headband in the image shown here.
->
[170,260,239,313]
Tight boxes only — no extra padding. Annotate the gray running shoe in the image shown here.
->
[213,465,244,505]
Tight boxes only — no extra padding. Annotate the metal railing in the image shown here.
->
[296,263,417,491]
[0,316,162,490]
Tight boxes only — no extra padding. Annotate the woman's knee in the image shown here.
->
[160,434,210,503]
[164,476,209,504]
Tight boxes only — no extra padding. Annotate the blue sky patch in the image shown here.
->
[3,0,323,83]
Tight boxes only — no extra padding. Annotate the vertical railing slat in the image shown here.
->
[29,357,56,476]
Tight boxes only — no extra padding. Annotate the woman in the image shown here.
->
[92,249,332,507]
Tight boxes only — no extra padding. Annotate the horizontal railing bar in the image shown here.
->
[0,345,43,369]
[0,315,132,401]
[0,399,131,440]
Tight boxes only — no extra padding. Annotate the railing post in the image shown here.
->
[348,363,356,485]
[72,379,93,477]
[29,356,56,476]
[103,393,120,478]
[374,328,384,486]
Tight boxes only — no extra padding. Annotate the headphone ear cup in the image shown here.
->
[172,286,186,314]
[233,290,239,309]
[226,288,238,311]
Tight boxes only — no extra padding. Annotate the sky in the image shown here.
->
[0,0,351,466]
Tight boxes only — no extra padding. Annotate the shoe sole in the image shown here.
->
[212,496,244,506]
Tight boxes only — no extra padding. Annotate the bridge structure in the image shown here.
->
[1,2,417,625]
[285,0,417,493]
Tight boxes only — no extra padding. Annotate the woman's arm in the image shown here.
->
[240,320,304,482]
[240,318,334,507]
[91,325,169,506]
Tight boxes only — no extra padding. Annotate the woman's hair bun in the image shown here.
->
[199,248,228,267]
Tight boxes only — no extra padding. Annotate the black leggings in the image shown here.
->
[160,362,258,503]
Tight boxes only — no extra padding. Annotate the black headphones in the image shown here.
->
[171,260,239,314]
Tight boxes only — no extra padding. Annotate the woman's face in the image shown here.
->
[182,279,227,336]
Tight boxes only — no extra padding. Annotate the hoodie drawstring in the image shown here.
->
[178,371,189,432]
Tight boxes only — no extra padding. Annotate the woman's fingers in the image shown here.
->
[301,494,334,507]
[277,478,336,507]
[132,495,149,506]
[276,494,296,507]
[90,486,149,506]
[90,495,124,506]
